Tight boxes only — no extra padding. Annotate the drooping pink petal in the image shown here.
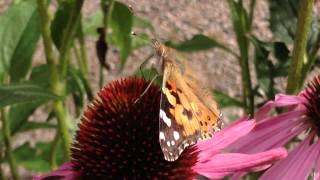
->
[231,111,307,153]
[261,136,317,180]
[314,146,320,180]
[196,119,255,161]
[193,148,287,179]
[289,138,320,180]
[255,94,306,121]
[32,162,76,180]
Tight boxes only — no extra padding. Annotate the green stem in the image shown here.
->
[102,0,115,31]
[98,0,114,88]
[59,0,84,78]
[77,19,89,79]
[301,33,320,85]
[0,164,4,180]
[76,19,93,100]
[49,133,60,169]
[37,0,71,159]
[286,0,314,94]
[248,0,256,28]
[99,65,104,89]
[1,107,20,180]
[228,0,254,114]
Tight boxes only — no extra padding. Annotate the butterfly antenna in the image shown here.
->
[134,74,159,104]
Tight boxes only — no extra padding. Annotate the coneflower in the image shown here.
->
[33,78,287,179]
[231,74,320,179]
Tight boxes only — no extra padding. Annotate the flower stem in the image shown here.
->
[59,0,84,78]
[49,133,60,169]
[99,66,104,89]
[248,0,256,28]
[37,0,71,159]
[0,164,4,180]
[301,33,320,85]
[77,20,89,79]
[1,107,20,180]
[76,19,93,100]
[228,0,254,114]
[286,0,314,94]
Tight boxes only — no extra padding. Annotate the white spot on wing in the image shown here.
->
[171,141,175,146]
[167,141,171,147]
[173,131,180,140]
[159,132,165,141]
[160,109,171,127]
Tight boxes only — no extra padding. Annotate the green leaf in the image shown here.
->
[269,0,298,43]
[0,83,60,108]
[269,0,319,46]
[131,33,151,49]
[213,90,243,108]
[82,11,102,37]
[13,142,64,172]
[51,0,74,49]
[133,16,153,30]
[29,64,50,88]
[109,1,133,68]
[165,34,235,56]
[12,143,51,171]
[67,68,86,115]
[18,122,56,132]
[9,101,45,135]
[0,0,40,81]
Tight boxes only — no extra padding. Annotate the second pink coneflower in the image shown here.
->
[231,74,320,179]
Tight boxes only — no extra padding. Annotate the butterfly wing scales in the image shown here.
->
[155,40,221,161]
[159,66,201,161]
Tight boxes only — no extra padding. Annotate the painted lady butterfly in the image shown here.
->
[152,39,222,161]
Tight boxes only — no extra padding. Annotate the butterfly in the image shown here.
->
[152,39,222,161]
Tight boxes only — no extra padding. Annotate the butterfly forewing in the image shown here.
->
[154,40,221,161]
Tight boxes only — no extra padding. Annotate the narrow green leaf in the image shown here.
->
[269,0,319,46]
[0,0,40,81]
[131,33,151,49]
[269,0,299,43]
[165,34,237,57]
[11,143,51,171]
[109,1,133,68]
[133,16,154,30]
[51,0,75,49]
[166,34,224,51]
[82,11,102,37]
[29,65,50,88]
[213,90,243,108]
[9,101,44,135]
[0,83,60,108]
[18,122,56,132]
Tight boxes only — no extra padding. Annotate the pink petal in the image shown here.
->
[314,145,320,180]
[255,94,305,121]
[261,136,318,180]
[194,148,287,179]
[231,111,307,153]
[196,119,255,161]
[32,162,75,180]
